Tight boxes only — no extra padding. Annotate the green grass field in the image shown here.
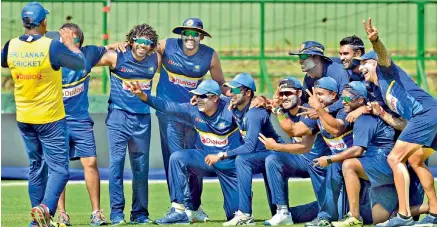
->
[2,180,437,227]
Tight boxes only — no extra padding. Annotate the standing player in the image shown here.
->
[155,18,227,194]
[96,23,160,225]
[1,2,86,227]
[204,73,281,226]
[289,41,350,114]
[45,23,111,226]
[128,79,240,224]
[357,18,437,227]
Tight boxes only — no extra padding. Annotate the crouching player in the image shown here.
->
[128,79,240,224]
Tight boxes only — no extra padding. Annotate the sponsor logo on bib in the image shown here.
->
[63,83,85,98]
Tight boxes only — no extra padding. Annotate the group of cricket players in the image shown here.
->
[2,2,437,227]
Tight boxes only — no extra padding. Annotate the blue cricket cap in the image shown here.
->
[189,79,221,95]
[224,73,256,91]
[354,50,377,61]
[21,2,50,26]
[278,76,302,92]
[289,41,332,62]
[172,18,212,38]
[344,81,368,100]
[314,77,338,93]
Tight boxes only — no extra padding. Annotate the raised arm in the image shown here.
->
[363,17,391,67]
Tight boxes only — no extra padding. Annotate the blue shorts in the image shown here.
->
[66,118,96,160]
[399,107,437,150]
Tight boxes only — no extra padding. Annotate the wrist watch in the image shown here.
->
[217,152,225,160]
[327,156,333,165]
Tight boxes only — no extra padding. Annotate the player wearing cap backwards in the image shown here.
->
[127,79,240,224]
[199,73,281,226]
[1,2,86,227]
[257,77,331,226]
[155,18,227,198]
[96,23,160,225]
[356,18,437,227]
[289,41,349,115]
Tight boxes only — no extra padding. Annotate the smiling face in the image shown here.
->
[131,36,154,59]
[358,59,378,83]
[181,29,203,50]
[314,87,336,107]
[279,89,301,110]
[339,45,361,69]
[196,94,218,112]
[341,89,364,113]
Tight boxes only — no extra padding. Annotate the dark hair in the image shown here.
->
[60,23,84,47]
[126,23,158,48]
[22,17,39,30]
[340,35,365,55]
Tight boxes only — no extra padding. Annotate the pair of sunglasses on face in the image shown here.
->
[278,90,298,97]
[298,54,312,61]
[342,95,360,103]
[133,37,154,46]
[195,93,215,99]
[182,30,201,38]
[73,37,80,44]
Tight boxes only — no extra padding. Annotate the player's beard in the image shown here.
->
[182,36,200,50]
[281,96,299,110]
[301,58,317,72]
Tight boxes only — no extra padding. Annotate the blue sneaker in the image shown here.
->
[376,214,414,227]
[153,208,190,225]
[111,216,126,226]
[414,214,437,227]
[130,216,151,224]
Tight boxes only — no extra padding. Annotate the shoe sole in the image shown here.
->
[153,222,190,225]
[31,207,49,227]
[264,221,294,226]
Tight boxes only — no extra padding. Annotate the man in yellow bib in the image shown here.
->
[1,2,86,227]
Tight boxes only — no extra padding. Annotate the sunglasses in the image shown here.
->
[299,54,312,61]
[182,30,200,38]
[230,87,243,95]
[73,37,80,44]
[279,91,298,97]
[133,37,154,46]
[196,94,214,99]
[342,96,359,103]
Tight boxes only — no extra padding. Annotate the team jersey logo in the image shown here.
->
[198,131,229,147]
[148,66,155,74]
[322,131,352,153]
[168,59,183,68]
[15,73,42,80]
[63,83,84,98]
[186,19,194,26]
[193,65,200,72]
[168,74,199,88]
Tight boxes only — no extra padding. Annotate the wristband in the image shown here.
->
[327,157,333,165]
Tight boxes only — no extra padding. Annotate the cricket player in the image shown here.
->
[155,18,227,198]
[357,18,437,227]
[128,79,240,224]
[258,77,331,225]
[201,73,280,226]
[45,23,116,226]
[289,41,350,114]
[96,23,160,225]
[1,2,86,227]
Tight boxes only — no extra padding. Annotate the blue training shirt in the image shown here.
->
[302,108,353,154]
[145,95,242,154]
[302,61,349,113]
[109,48,158,114]
[62,45,106,120]
[376,61,437,120]
[352,114,395,157]
[227,101,283,157]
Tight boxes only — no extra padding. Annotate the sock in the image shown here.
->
[429,212,437,218]
[277,205,288,214]
[398,213,411,219]
[172,202,185,213]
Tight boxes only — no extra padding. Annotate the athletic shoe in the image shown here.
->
[153,207,190,225]
[31,204,51,227]
[90,210,108,226]
[190,207,210,223]
[264,211,294,226]
[222,211,255,226]
[414,214,437,227]
[50,221,67,227]
[376,214,414,227]
[305,218,331,227]
[130,216,151,225]
[332,212,363,227]
[111,216,126,226]
[57,212,71,226]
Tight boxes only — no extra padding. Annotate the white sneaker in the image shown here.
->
[223,211,255,226]
[189,207,210,223]
[264,211,294,226]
